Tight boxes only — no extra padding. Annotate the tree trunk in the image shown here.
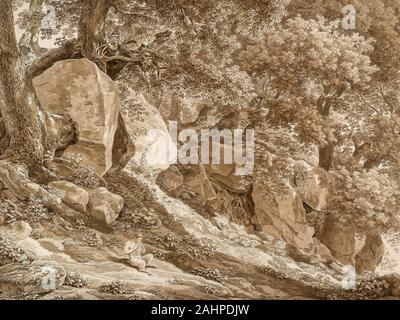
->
[0,0,44,169]
[317,96,335,171]
[318,143,334,171]
[79,0,113,60]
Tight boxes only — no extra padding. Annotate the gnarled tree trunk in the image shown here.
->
[79,0,113,60]
[0,0,44,169]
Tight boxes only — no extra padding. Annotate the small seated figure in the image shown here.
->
[124,233,156,275]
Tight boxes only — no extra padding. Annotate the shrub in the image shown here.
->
[153,249,166,261]
[0,201,22,224]
[120,206,159,229]
[156,233,181,250]
[98,280,135,295]
[0,235,31,265]
[259,266,287,280]
[201,285,220,296]
[192,266,228,284]
[82,230,101,247]
[23,197,48,226]
[64,271,91,288]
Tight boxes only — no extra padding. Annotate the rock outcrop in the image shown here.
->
[109,113,135,174]
[48,180,89,213]
[156,165,184,197]
[158,164,217,208]
[250,152,331,252]
[33,58,133,176]
[294,160,329,211]
[122,93,177,179]
[252,175,315,251]
[87,187,124,224]
[0,260,66,294]
[319,214,355,265]
[355,233,385,273]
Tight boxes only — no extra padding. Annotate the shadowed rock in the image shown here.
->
[0,260,66,294]
[33,58,133,176]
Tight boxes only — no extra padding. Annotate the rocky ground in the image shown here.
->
[1,58,400,300]
[0,169,399,300]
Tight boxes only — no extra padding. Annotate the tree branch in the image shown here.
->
[25,39,80,81]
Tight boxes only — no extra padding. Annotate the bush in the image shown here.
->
[259,266,287,280]
[120,206,159,229]
[64,271,91,288]
[23,197,49,226]
[82,230,101,247]
[153,249,166,261]
[312,272,391,300]
[182,235,216,260]
[0,201,22,224]
[201,285,220,296]
[156,233,181,250]
[192,266,228,284]
[156,233,217,260]
[98,280,135,295]
[0,235,31,265]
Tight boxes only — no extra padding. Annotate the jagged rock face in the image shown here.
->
[0,260,66,294]
[8,221,32,238]
[122,93,177,179]
[252,177,315,251]
[157,164,254,225]
[87,187,124,224]
[33,58,132,176]
[156,165,184,197]
[109,113,135,174]
[203,142,253,194]
[355,233,385,273]
[319,214,355,265]
[251,156,330,251]
[48,180,89,213]
[294,160,329,211]
[158,164,217,208]
[180,164,218,207]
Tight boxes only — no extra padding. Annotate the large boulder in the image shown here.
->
[294,160,329,211]
[0,260,66,294]
[203,142,253,194]
[87,187,124,224]
[33,58,132,176]
[48,180,89,213]
[251,154,331,252]
[157,164,219,208]
[319,214,355,265]
[252,177,315,251]
[156,165,184,197]
[122,93,177,179]
[180,164,217,207]
[355,233,385,273]
[109,113,135,174]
